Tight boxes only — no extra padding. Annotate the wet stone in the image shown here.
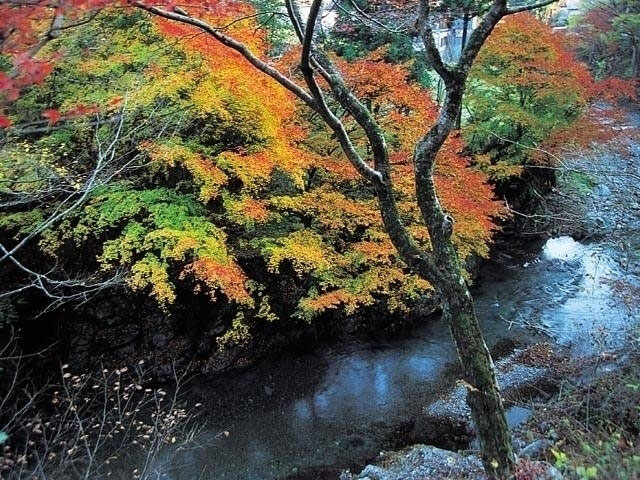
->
[352,445,485,480]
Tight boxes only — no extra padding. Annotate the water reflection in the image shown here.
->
[160,237,639,480]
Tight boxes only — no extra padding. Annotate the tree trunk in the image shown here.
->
[440,271,515,479]
[455,12,470,130]
[411,78,515,479]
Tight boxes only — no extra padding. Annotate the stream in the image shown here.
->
[153,235,639,480]
[154,119,640,480]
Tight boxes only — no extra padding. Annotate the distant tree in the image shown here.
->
[571,0,640,83]
[465,13,595,180]
[465,12,636,184]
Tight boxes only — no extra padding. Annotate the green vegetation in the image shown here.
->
[564,171,597,195]
[525,358,640,480]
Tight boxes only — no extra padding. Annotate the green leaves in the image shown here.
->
[43,186,244,306]
[465,14,593,179]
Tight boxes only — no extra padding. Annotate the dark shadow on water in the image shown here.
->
[156,235,640,480]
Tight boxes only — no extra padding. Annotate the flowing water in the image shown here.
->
[153,233,639,480]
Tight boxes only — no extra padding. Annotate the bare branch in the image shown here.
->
[0,106,128,264]
[301,0,322,75]
[282,0,384,184]
[331,0,408,35]
[284,0,305,43]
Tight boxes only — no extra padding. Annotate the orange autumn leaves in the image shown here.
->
[332,51,503,259]
[147,9,502,316]
[467,12,634,174]
[154,13,313,189]
[1,3,502,318]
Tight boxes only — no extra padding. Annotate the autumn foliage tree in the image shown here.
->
[1,10,500,339]
[570,0,640,86]
[466,12,595,179]
[465,12,635,181]
[0,0,569,477]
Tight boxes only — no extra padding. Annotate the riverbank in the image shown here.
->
[343,345,640,480]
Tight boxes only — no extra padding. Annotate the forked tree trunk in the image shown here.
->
[411,67,515,477]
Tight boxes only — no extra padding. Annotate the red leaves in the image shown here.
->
[0,115,12,129]
[38,104,99,126]
[108,96,124,108]
[65,103,99,117]
[313,51,502,255]
[42,109,61,125]
[582,7,615,33]
[592,77,638,103]
[0,56,53,124]
[12,55,54,87]
[0,72,20,103]
[188,258,251,304]
[477,13,593,98]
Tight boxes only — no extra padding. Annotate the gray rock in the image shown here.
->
[519,438,552,459]
[348,446,564,480]
[595,184,611,197]
[151,332,170,348]
[546,465,564,480]
[425,351,551,424]
[355,445,485,480]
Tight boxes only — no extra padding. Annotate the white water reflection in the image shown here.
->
[542,236,583,261]
[156,237,639,480]
[541,243,634,355]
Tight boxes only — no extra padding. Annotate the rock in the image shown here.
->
[151,332,170,348]
[519,438,552,459]
[349,445,565,480]
[512,460,564,480]
[411,345,561,454]
[546,465,564,480]
[594,184,611,197]
[354,445,486,480]
[264,385,274,396]
[424,347,556,433]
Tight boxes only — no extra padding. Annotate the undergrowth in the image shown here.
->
[521,354,640,480]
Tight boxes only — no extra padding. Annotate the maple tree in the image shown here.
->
[465,12,636,183]
[1,9,499,343]
[570,0,640,86]
[0,0,568,477]
[465,13,594,179]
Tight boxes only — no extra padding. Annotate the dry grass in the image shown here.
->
[519,353,640,480]
[0,333,202,480]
